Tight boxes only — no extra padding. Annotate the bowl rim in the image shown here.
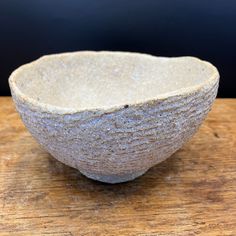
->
[9,51,220,115]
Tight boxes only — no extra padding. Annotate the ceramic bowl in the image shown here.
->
[9,51,219,183]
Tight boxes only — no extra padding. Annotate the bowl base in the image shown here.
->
[79,169,148,184]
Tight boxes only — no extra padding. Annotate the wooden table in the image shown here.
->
[0,97,235,236]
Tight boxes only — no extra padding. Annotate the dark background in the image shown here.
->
[1,0,235,97]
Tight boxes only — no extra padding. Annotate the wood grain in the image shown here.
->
[0,97,235,236]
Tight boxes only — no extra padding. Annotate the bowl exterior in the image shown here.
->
[10,78,218,183]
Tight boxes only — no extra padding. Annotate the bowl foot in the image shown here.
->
[79,169,148,184]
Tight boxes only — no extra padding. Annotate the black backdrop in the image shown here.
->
[1,0,236,97]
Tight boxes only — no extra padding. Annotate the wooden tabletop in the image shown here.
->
[0,97,235,236]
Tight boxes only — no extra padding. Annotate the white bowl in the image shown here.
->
[9,51,219,183]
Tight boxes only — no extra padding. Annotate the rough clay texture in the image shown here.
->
[9,52,219,183]
[11,82,218,183]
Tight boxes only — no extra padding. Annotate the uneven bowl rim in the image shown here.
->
[9,51,219,115]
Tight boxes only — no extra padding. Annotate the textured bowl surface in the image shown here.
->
[9,51,219,183]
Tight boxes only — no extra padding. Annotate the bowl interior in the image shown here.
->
[11,52,216,110]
